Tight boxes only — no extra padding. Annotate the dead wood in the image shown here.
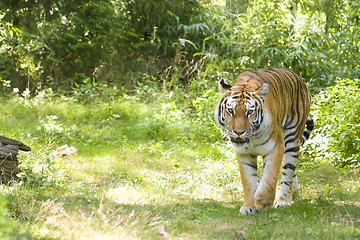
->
[0,135,31,181]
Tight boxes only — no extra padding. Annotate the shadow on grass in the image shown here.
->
[8,176,360,240]
[51,187,360,239]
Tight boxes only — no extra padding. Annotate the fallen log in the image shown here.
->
[0,135,31,181]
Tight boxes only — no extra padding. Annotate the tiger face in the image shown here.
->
[215,79,269,144]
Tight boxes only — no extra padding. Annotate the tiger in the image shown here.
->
[214,67,314,215]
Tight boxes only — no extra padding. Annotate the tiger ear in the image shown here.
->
[258,83,269,98]
[219,79,232,95]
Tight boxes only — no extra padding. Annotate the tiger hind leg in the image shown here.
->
[274,139,301,208]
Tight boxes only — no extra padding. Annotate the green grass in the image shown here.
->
[0,92,359,239]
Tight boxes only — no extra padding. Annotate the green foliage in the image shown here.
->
[0,0,116,91]
[303,78,360,168]
[1,0,360,94]
[188,1,359,91]
[0,199,16,240]
[119,0,202,56]
[0,0,205,91]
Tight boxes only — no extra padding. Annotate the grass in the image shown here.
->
[0,91,359,239]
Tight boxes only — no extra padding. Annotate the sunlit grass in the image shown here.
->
[0,93,359,239]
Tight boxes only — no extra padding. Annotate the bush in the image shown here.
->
[303,79,360,168]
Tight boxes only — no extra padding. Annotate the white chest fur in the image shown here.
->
[232,137,276,156]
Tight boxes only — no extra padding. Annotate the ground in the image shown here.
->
[0,95,359,239]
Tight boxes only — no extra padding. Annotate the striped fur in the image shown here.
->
[214,68,313,215]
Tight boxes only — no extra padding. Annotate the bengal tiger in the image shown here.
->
[214,67,314,215]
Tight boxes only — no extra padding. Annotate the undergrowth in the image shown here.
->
[0,87,359,239]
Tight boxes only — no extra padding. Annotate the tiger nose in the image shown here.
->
[233,130,246,136]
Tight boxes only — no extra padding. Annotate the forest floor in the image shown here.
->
[0,94,359,239]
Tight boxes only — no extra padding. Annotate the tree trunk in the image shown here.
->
[43,0,52,22]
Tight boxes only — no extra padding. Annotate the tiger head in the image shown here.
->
[214,79,269,143]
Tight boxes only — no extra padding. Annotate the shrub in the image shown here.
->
[302,79,360,168]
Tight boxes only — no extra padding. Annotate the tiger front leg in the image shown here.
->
[254,143,284,211]
[236,153,258,215]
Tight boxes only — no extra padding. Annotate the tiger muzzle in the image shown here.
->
[230,136,249,144]
[228,129,249,144]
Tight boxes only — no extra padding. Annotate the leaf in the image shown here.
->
[178,38,198,50]
[233,230,247,239]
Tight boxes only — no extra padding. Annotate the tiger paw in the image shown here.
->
[239,206,258,215]
[273,197,292,208]
[254,198,274,211]
[254,192,274,210]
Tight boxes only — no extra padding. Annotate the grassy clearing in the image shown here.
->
[0,92,359,239]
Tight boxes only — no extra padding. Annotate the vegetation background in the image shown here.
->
[0,0,359,239]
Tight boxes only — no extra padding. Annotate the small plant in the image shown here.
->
[18,151,69,188]
[73,77,99,100]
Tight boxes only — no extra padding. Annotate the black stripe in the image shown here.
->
[285,137,297,146]
[306,120,314,128]
[303,131,310,139]
[307,124,314,131]
[284,146,300,153]
[284,131,296,141]
[285,124,297,130]
[254,129,274,147]
[218,104,224,121]
[281,181,290,186]
[219,109,225,125]
[220,79,232,89]
[242,162,257,170]
[283,163,296,171]
[306,118,314,130]
[223,99,228,106]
